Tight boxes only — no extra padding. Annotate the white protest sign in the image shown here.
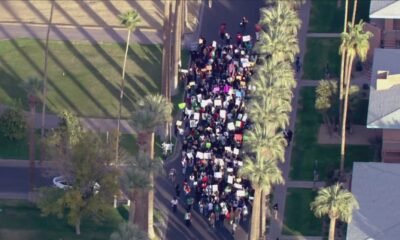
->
[196,152,204,159]
[236,190,246,197]
[243,35,251,42]
[220,110,227,119]
[227,122,235,131]
[214,172,222,178]
[214,99,222,107]
[227,175,234,184]
[194,112,200,120]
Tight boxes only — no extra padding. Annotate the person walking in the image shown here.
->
[208,211,216,229]
[184,211,191,227]
[231,222,237,235]
[240,16,248,34]
[171,197,178,213]
[255,23,261,41]
[175,184,181,198]
[219,23,226,41]
[295,56,301,73]
[273,203,279,220]
[242,204,249,221]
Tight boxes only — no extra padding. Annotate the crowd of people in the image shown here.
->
[171,20,261,233]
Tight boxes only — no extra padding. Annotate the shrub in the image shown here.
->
[0,108,27,140]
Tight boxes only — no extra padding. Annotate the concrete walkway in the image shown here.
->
[286,181,325,188]
[307,32,341,38]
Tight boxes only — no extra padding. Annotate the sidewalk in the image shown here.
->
[307,32,340,38]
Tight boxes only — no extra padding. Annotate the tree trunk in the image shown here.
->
[115,29,132,163]
[40,0,55,163]
[162,1,173,139]
[147,132,155,239]
[249,188,261,240]
[129,190,136,223]
[29,97,36,191]
[340,54,354,175]
[338,0,349,132]
[171,0,183,96]
[75,217,81,235]
[260,191,267,238]
[351,0,358,26]
[328,217,337,240]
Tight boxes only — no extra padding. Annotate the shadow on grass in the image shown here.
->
[282,188,323,236]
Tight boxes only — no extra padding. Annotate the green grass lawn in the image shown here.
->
[0,200,123,240]
[0,131,40,160]
[282,188,323,236]
[0,39,162,118]
[290,87,374,181]
[308,0,371,33]
[302,38,341,80]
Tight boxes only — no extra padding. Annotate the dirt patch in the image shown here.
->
[317,124,382,145]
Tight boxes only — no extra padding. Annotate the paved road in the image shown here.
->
[0,166,52,193]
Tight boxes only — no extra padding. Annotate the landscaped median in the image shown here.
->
[308,0,371,33]
[289,87,374,181]
[302,37,341,80]
[0,199,123,240]
[282,188,322,236]
[0,39,162,118]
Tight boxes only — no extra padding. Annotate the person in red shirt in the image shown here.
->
[255,23,261,41]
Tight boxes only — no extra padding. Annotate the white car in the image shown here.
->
[52,176,100,195]
[52,176,71,189]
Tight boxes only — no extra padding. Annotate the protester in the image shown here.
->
[175,19,259,232]
[185,211,191,227]
[171,197,178,213]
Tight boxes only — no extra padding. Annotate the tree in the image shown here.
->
[256,28,299,64]
[243,123,287,163]
[310,183,359,240]
[0,107,26,141]
[121,152,163,223]
[248,97,291,131]
[110,221,148,240]
[315,80,338,135]
[130,94,172,238]
[338,0,349,133]
[21,77,42,190]
[40,0,55,163]
[116,10,141,163]
[339,21,372,174]
[260,1,301,35]
[239,157,284,239]
[38,131,119,235]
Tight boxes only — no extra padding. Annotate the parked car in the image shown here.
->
[52,176,72,189]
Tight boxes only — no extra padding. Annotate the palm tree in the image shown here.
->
[244,123,287,162]
[40,0,55,163]
[110,222,148,240]
[256,29,299,64]
[248,97,291,130]
[351,0,358,26]
[130,94,172,238]
[310,183,359,240]
[339,22,372,174]
[254,60,296,91]
[239,157,284,239]
[315,80,338,135]
[21,77,42,190]
[260,2,301,35]
[338,0,349,132]
[121,152,163,226]
[115,10,141,163]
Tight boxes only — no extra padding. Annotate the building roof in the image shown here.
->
[370,0,400,19]
[367,48,400,129]
[347,162,400,240]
